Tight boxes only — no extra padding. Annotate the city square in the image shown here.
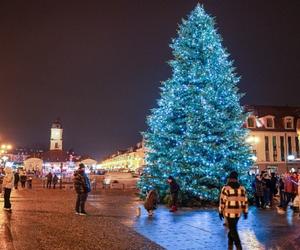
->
[0,182,300,250]
[1,1,300,249]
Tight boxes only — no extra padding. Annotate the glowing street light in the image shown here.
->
[0,144,13,153]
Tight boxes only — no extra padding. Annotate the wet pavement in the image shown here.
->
[0,186,161,250]
[1,183,300,250]
[132,206,300,250]
[89,191,300,250]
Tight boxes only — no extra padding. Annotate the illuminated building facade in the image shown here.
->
[50,119,63,150]
[245,105,300,174]
[99,142,145,172]
[101,106,300,175]
[24,119,75,175]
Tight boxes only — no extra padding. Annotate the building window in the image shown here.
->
[265,136,270,162]
[247,117,256,128]
[284,117,294,129]
[265,117,274,129]
[280,136,285,161]
[288,136,292,155]
[295,137,300,158]
[272,136,277,162]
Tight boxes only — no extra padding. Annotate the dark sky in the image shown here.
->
[0,1,299,159]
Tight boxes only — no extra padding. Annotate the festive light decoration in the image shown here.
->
[138,4,253,202]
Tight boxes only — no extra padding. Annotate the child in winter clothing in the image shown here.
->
[144,189,158,216]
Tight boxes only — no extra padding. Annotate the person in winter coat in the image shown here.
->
[3,166,14,211]
[52,174,59,189]
[144,189,158,217]
[291,172,298,202]
[14,171,20,189]
[283,173,293,210]
[278,175,285,208]
[219,171,248,250]
[73,164,91,215]
[269,173,278,206]
[254,175,265,208]
[46,172,53,188]
[27,176,32,189]
[20,171,27,188]
[262,173,271,208]
[167,176,180,212]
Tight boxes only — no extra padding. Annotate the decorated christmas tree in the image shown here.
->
[138,4,252,202]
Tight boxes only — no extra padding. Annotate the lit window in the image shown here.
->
[284,117,294,129]
[247,117,256,128]
[265,116,274,129]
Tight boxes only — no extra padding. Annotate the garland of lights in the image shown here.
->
[138,4,253,202]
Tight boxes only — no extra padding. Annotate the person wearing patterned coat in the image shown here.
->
[219,171,248,250]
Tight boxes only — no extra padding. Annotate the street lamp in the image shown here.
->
[1,144,12,151]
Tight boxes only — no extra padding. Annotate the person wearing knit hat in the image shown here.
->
[219,171,248,250]
[229,171,238,180]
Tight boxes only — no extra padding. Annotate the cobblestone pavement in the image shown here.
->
[89,191,300,250]
[1,184,300,250]
[0,186,162,250]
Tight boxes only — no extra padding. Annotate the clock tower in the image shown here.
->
[50,119,63,150]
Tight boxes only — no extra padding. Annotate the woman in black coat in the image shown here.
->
[167,176,180,212]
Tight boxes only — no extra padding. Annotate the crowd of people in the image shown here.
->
[1,164,299,250]
[0,164,92,215]
[252,171,300,212]
[44,172,59,189]
[0,167,34,211]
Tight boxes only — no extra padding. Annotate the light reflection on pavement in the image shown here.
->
[0,206,14,250]
[89,191,300,250]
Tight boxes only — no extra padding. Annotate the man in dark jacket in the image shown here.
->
[269,173,278,206]
[52,174,58,189]
[14,171,20,189]
[167,176,180,212]
[46,172,53,189]
[74,163,91,215]
[219,171,248,250]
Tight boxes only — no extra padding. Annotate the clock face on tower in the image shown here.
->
[51,128,61,140]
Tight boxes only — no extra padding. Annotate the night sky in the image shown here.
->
[0,1,299,159]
